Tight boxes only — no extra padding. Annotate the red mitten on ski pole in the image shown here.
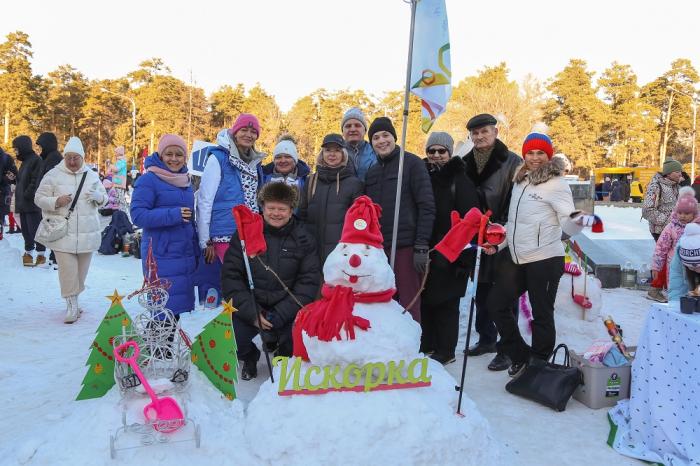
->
[232,205,267,257]
[435,207,484,262]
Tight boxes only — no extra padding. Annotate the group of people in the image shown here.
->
[124,107,591,382]
[643,158,700,303]
[598,175,633,202]
[1,132,139,324]
[3,107,592,386]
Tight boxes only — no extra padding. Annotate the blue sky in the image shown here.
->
[3,0,698,111]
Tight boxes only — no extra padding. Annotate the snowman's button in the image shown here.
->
[354,219,367,231]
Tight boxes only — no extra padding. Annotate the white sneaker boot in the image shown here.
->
[64,296,79,324]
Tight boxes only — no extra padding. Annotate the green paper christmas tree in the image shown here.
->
[76,290,133,400]
[191,299,239,400]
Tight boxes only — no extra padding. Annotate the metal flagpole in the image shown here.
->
[390,0,419,269]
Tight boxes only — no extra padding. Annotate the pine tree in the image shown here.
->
[0,31,42,142]
[241,84,281,156]
[190,300,239,400]
[210,84,246,129]
[598,62,658,167]
[544,59,608,168]
[76,290,133,400]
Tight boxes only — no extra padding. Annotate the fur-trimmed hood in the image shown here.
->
[514,156,567,185]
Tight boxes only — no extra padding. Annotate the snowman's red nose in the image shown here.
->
[349,254,361,268]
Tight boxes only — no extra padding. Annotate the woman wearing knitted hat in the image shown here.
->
[131,134,199,318]
[642,159,682,241]
[485,129,594,378]
[420,131,479,365]
[260,135,311,192]
[648,186,698,303]
[298,133,363,265]
[34,136,108,323]
[196,114,266,264]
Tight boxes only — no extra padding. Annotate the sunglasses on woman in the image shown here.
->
[427,148,448,155]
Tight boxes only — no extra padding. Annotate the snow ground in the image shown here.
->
[0,232,650,466]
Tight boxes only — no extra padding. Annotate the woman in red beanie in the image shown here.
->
[485,130,591,378]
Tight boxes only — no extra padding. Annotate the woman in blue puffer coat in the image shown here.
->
[131,134,199,316]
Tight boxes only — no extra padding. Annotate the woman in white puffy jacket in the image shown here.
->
[34,137,107,324]
[485,132,589,378]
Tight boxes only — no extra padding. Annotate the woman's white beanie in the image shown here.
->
[63,136,85,158]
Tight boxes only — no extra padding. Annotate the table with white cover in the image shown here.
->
[608,303,700,465]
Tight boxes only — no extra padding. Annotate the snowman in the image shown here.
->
[292,195,422,367]
[244,196,501,465]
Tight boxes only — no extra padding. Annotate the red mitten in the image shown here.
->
[435,207,484,262]
[573,293,592,309]
[232,205,267,256]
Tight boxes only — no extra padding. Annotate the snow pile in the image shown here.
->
[246,363,496,466]
[0,236,22,269]
[519,272,603,345]
[245,239,501,465]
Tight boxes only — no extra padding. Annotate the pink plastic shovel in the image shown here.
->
[113,341,184,433]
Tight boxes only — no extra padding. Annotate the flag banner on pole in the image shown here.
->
[410,0,451,133]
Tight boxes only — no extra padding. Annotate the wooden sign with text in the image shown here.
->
[272,356,432,396]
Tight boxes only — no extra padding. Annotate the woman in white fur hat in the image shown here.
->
[34,136,107,323]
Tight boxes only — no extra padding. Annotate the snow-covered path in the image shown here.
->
[0,232,647,465]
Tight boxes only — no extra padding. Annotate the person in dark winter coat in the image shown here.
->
[680,171,691,187]
[610,179,622,202]
[12,135,46,266]
[0,148,18,236]
[130,135,199,316]
[36,132,63,265]
[462,114,523,372]
[620,175,632,202]
[420,132,479,365]
[298,133,363,265]
[221,182,321,380]
[364,117,436,323]
[602,177,612,199]
[36,132,63,178]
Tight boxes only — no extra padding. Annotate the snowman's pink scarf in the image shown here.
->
[292,284,396,361]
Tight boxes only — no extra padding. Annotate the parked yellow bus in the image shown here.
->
[593,167,658,202]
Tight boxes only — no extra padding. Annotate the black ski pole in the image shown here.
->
[240,239,274,383]
[456,244,483,416]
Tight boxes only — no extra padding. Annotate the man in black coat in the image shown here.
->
[462,114,523,371]
[12,135,46,267]
[36,132,63,266]
[0,148,18,238]
[364,117,436,323]
[221,182,321,380]
[36,132,63,178]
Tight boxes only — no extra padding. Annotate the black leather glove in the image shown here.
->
[413,246,430,275]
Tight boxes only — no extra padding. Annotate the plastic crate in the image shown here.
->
[569,347,635,409]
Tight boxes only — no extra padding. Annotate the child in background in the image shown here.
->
[649,186,698,302]
[98,178,119,216]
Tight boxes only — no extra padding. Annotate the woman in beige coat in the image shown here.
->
[35,137,107,323]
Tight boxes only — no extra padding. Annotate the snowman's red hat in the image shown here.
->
[340,195,384,249]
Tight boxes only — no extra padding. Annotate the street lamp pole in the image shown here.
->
[101,88,137,168]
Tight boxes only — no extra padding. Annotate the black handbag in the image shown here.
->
[505,344,583,412]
